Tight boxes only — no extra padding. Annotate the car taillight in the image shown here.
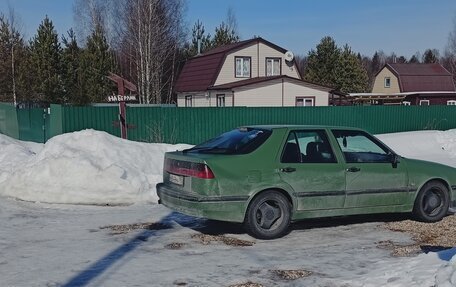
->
[164,158,215,179]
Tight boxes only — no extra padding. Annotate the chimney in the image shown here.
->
[197,37,201,55]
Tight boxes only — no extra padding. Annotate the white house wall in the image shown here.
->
[214,42,300,86]
[283,81,329,106]
[177,92,233,107]
[232,79,329,107]
[234,81,283,106]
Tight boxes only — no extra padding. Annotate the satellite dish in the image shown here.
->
[284,51,294,62]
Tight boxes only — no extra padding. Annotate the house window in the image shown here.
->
[235,57,251,78]
[384,77,391,88]
[216,94,225,107]
[266,58,281,76]
[185,95,192,107]
[419,100,430,106]
[296,97,314,107]
[447,100,456,105]
[402,101,411,106]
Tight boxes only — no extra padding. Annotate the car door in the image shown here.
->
[331,129,409,208]
[278,129,346,211]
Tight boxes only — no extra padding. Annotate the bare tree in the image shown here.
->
[0,6,24,105]
[226,7,239,39]
[73,0,113,45]
[112,0,186,104]
[444,14,456,81]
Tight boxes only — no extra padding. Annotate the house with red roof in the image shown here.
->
[175,37,342,107]
[351,63,456,105]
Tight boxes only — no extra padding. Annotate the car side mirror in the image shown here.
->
[389,153,400,168]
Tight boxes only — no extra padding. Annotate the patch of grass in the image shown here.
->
[191,234,255,247]
[100,222,170,235]
[272,269,313,280]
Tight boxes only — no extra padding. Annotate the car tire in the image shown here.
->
[244,190,291,239]
[413,181,450,222]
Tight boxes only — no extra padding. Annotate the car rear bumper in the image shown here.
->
[156,183,249,223]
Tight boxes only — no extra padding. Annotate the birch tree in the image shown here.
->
[0,8,25,104]
[113,0,186,104]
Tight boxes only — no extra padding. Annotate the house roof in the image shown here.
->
[382,63,456,93]
[208,75,334,92]
[175,37,291,93]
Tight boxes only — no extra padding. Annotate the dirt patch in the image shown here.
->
[381,214,456,256]
[376,240,422,257]
[191,234,255,247]
[165,242,186,250]
[227,282,263,287]
[272,269,313,280]
[100,222,169,235]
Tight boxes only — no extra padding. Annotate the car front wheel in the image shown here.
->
[413,181,450,222]
[244,190,291,239]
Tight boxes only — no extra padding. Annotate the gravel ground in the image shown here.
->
[381,214,456,256]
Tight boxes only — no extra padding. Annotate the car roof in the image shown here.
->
[243,125,364,131]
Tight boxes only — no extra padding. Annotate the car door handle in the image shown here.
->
[280,167,296,173]
[346,167,361,172]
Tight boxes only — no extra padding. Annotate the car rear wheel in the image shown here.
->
[413,181,449,222]
[244,190,291,239]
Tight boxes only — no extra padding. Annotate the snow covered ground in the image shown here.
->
[1,129,456,286]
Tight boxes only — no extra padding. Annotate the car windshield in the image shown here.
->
[185,127,271,154]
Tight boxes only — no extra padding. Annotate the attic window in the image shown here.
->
[235,57,251,78]
[384,77,391,88]
[266,58,281,76]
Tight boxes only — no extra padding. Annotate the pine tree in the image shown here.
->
[370,51,382,76]
[80,24,116,103]
[304,36,340,87]
[422,49,439,63]
[29,16,63,103]
[409,55,420,63]
[185,20,212,57]
[0,15,12,101]
[334,45,369,93]
[61,29,87,105]
[212,21,240,48]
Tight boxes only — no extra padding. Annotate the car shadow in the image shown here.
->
[166,212,246,235]
[290,212,411,231]
[169,211,412,237]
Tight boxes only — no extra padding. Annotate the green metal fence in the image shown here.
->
[0,103,49,143]
[50,105,456,144]
[2,103,456,144]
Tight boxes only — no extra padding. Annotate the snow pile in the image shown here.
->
[337,248,456,286]
[0,130,190,205]
[435,248,456,287]
[377,129,456,168]
[0,135,43,183]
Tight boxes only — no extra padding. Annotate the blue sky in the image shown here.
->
[1,0,455,58]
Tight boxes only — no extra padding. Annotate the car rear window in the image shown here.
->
[185,127,271,154]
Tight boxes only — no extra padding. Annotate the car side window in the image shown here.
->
[332,130,391,163]
[281,130,336,163]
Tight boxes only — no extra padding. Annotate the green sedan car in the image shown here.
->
[157,126,456,239]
